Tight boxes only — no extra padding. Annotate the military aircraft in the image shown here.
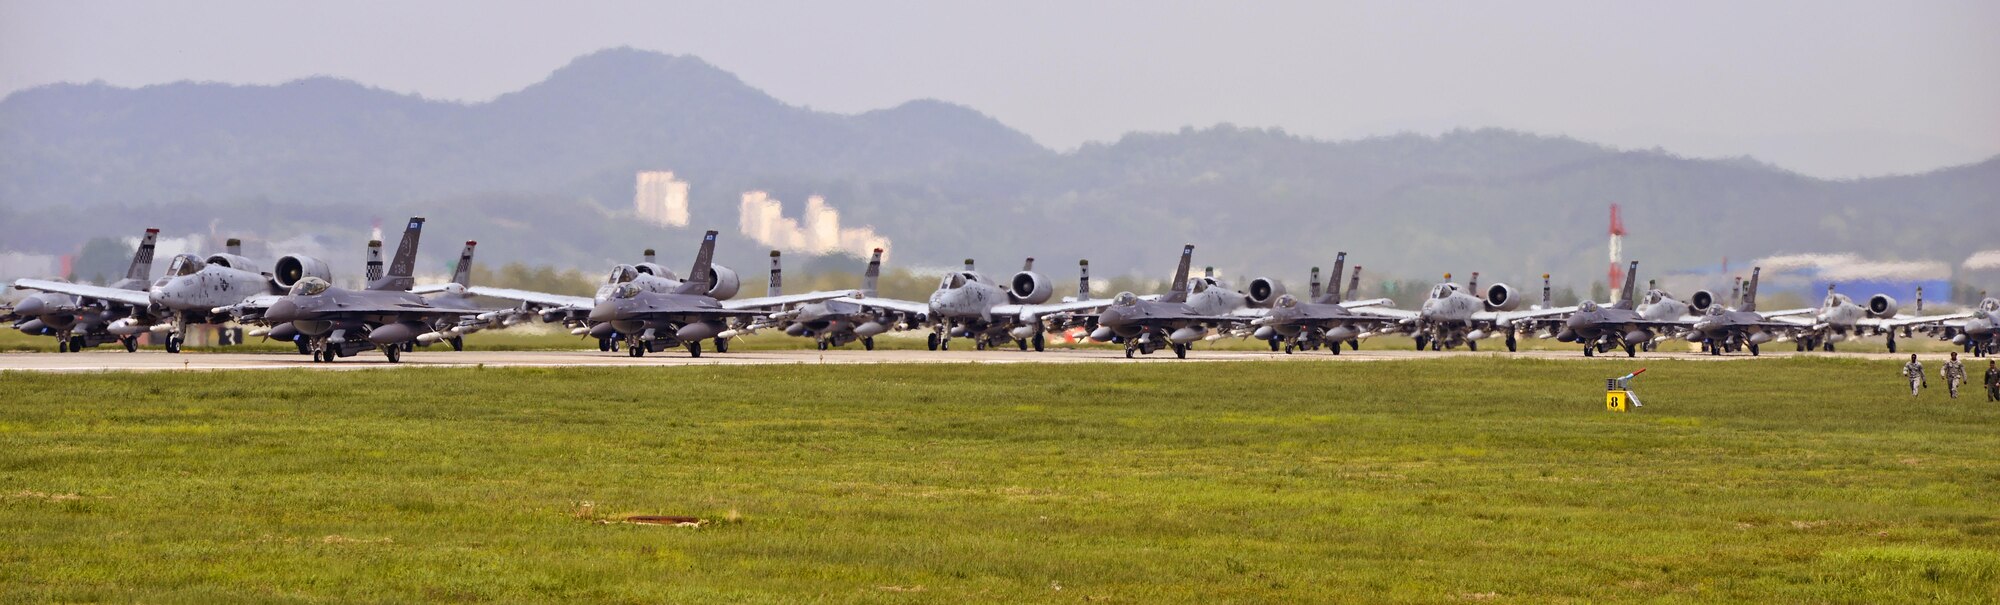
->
[1685,267,1803,356]
[1245,252,1400,354]
[1766,285,1965,353]
[1521,262,1704,357]
[1897,291,1998,357]
[409,240,534,350]
[806,254,1112,352]
[14,229,337,352]
[1082,244,1246,358]
[259,217,473,362]
[762,249,919,350]
[1347,271,1572,351]
[584,230,857,357]
[9,228,159,352]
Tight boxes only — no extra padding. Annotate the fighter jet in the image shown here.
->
[1896,292,1999,357]
[1685,267,1803,356]
[762,249,918,350]
[408,240,534,349]
[585,230,858,357]
[9,228,159,352]
[1767,285,1964,353]
[1348,271,1573,351]
[813,254,1113,352]
[1245,253,1400,354]
[1081,244,1246,358]
[259,217,469,362]
[1525,262,1704,357]
[14,229,344,352]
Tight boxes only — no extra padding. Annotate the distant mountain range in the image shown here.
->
[3,47,1993,291]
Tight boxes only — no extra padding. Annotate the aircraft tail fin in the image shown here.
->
[767,251,782,297]
[677,230,719,295]
[1076,260,1091,301]
[1915,286,1923,313]
[364,240,384,282]
[1613,261,1639,310]
[1022,257,1034,272]
[1541,274,1553,309]
[1348,265,1364,301]
[1468,272,1480,291]
[861,249,883,298]
[126,228,160,280]
[368,217,424,291]
[226,238,242,256]
[1320,252,1347,304]
[451,241,476,287]
[1308,266,1322,301]
[964,258,975,272]
[1742,267,1761,312]
[1164,245,1194,303]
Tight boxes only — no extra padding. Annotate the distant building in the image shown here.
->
[634,171,690,227]
[738,192,890,259]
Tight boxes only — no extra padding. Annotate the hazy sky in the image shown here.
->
[4,1,1995,178]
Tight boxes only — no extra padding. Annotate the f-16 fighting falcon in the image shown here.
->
[1245,252,1398,354]
[13,228,342,353]
[10,228,159,352]
[408,240,534,350]
[1082,244,1246,358]
[1767,285,1964,353]
[763,249,917,350]
[585,230,856,357]
[1685,267,1804,356]
[1348,270,1572,352]
[258,217,490,362]
[1904,292,1999,357]
[1526,262,1701,357]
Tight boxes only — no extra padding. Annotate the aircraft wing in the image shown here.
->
[1229,307,1271,318]
[830,296,931,316]
[721,289,858,311]
[1347,306,1420,321]
[1876,312,1975,329]
[1758,306,1819,319]
[11,278,151,308]
[410,283,453,295]
[995,298,1118,318]
[456,286,594,311]
[1341,298,1394,308]
[1492,306,1576,324]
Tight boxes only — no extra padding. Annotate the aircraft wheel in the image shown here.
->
[1414,335,1428,351]
[1468,340,1478,352]
[1431,338,1443,351]
[319,347,335,363]
[449,337,464,352]
[1329,342,1340,355]
[687,341,702,358]
[1283,342,1294,354]
[1173,343,1188,359]
[1348,339,1360,351]
[1125,345,1135,359]
[818,341,829,351]
[165,335,182,354]
[384,346,402,363]
[123,336,139,353]
[1032,332,1044,352]
[1824,342,1835,353]
[294,337,311,355]
[1583,345,1594,357]
[598,337,611,352]
[1749,344,1760,356]
[713,338,729,353]
[57,339,69,353]
[1506,334,1518,352]
[1269,338,1281,352]
[975,340,986,351]
[1017,338,1028,351]
[1886,336,1897,353]
[863,337,876,351]
[927,333,940,351]
[628,344,643,358]
[1624,343,1637,358]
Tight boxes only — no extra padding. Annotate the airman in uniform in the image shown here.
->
[1941,352,1965,399]
[1903,354,1926,397]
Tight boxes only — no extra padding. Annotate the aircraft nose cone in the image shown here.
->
[264,298,301,323]
[589,300,624,323]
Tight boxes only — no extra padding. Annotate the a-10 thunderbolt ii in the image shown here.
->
[761,248,919,350]
[13,230,343,352]
[1765,285,1964,353]
[1245,253,1400,354]
[1347,271,1573,351]
[583,230,856,357]
[259,217,490,362]
[9,228,159,352]
[1079,244,1246,358]
[799,255,1109,352]
[436,238,841,353]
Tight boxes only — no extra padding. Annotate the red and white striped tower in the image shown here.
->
[1608,204,1625,304]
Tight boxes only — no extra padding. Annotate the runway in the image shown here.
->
[0,346,1912,372]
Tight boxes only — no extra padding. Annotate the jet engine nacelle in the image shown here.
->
[1246,277,1286,307]
[702,265,741,300]
[1690,290,1716,313]
[633,262,679,281]
[272,255,333,289]
[1009,271,1054,305]
[1484,283,1523,312]
[204,253,259,274]
[1867,294,1898,318]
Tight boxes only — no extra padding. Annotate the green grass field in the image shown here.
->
[3,358,1998,603]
